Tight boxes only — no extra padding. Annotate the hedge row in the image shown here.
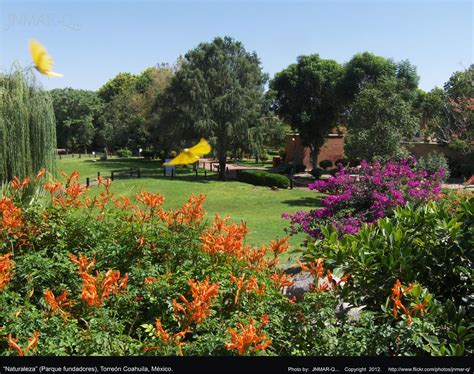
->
[237,170,289,188]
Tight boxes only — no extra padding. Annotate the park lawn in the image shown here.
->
[57,156,321,256]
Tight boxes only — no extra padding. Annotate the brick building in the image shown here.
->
[284,134,345,170]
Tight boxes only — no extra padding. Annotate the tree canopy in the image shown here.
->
[160,36,267,179]
[1,69,56,181]
[344,78,420,162]
[50,88,103,153]
[270,54,344,168]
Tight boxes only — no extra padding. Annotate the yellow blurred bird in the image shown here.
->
[164,138,212,165]
[29,39,63,77]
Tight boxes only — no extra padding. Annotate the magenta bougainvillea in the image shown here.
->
[283,159,445,238]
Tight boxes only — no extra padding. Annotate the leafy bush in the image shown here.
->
[237,170,289,189]
[294,164,306,173]
[284,159,445,238]
[319,160,333,170]
[417,152,450,180]
[116,148,133,158]
[310,168,324,179]
[0,172,471,356]
[141,150,156,159]
[301,193,473,355]
[1,171,394,356]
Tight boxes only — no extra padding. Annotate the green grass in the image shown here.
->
[57,156,320,254]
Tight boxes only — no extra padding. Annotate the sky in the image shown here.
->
[0,0,472,92]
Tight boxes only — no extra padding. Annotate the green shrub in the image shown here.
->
[319,160,333,170]
[310,168,324,179]
[141,150,156,159]
[294,164,306,173]
[237,170,289,189]
[417,152,450,180]
[302,193,473,355]
[116,148,133,158]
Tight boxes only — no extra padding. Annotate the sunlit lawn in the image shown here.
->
[57,156,321,257]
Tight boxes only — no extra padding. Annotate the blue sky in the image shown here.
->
[1,0,472,91]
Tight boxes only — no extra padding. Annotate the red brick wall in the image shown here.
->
[285,134,345,170]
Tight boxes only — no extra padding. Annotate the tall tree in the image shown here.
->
[344,78,419,162]
[0,69,56,181]
[99,65,174,153]
[50,88,103,153]
[161,36,266,179]
[270,54,343,169]
[97,72,137,103]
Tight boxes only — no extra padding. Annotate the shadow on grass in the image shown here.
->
[280,197,322,208]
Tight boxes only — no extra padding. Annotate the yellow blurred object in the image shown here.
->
[164,138,212,166]
[29,39,63,77]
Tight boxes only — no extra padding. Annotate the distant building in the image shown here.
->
[285,134,345,170]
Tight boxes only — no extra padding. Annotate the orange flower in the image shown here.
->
[71,254,127,307]
[225,316,271,355]
[269,237,290,255]
[0,253,14,290]
[44,289,73,319]
[0,197,23,234]
[230,273,266,304]
[44,181,63,195]
[144,276,158,285]
[113,195,132,210]
[137,191,165,209]
[173,277,219,327]
[70,253,96,273]
[201,216,245,257]
[390,279,419,324]
[154,318,169,344]
[11,176,30,190]
[298,258,324,278]
[270,272,294,289]
[7,331,39,356]
[411,300,428,316]
[35,168,46,180]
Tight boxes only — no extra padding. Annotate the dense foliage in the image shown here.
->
[344,78,420,162]
[302,194,473,355]
[283,159,445,238]
[270,54,343,168]
[0,69,57,182]
[2,170,470,356]
[237,170,289,189]
[160,36,267,179]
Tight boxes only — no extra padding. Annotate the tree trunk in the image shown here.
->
[218,157,226,180]
[311,145,318,171]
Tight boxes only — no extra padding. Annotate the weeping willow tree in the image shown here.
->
[0,68,57,182]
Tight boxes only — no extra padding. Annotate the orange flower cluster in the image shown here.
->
[44,289,74,319]
[173,276,219,327]
[70,254,128,307]
[0,197,23,234]
[229,273,266,304]
[137,191,165,209]
[94,176,113,210]
[200,215,248,258]
[201,215,290,271]
[11,176,30,190]
[298,258,350,293]
[390,280,428,324]
[159,194,206,227]
[48,171,88,208]
[0,253,14,290]
[270,272,294,289]
[7,331,39,356]
[225,315,271,355]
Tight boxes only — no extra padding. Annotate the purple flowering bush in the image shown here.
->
[283,159,445,238]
